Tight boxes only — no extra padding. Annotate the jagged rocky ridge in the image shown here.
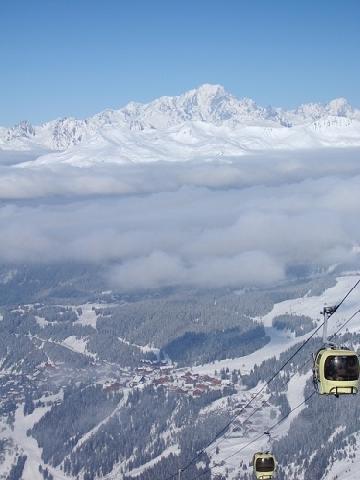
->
[1,85,360,161]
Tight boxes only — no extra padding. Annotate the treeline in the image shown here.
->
[272,314,316,337]
[30,383,235,480]
[31,383,121,466]
[163,325,269,366]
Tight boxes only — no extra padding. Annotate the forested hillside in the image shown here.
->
[0,266,359,479]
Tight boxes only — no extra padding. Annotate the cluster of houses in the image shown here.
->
[127,366,225,397]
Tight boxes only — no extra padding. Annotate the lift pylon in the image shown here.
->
[321,305,337,344]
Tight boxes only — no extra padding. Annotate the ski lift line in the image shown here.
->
[168,324,320,480]
[205,307,360,468]
[164,278,360,480]
[201,311,343,456]
[332,278,360,312]
[212,309,360,456]
[205,404,265,458]
[189,393,316,480]
[264,278,360,385]
[313,307,360,397]
[204,402,265,456]
[329,309,360,340]
[282,308,360,382]
[194,305,360,479]
[196,303,360,480]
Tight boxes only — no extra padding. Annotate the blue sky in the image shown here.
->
[1,0,359,125]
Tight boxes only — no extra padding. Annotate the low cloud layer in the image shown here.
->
[1,148,360,290]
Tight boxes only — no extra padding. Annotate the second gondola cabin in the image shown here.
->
[313,346,360,396]
[252,452,276,479]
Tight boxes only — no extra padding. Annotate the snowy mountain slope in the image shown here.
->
[12,116,360,168]
[1,273,360,479]
[2,85,360,166]
[323,431,360,480]
[193,274,360,379]
[192,273,360,479]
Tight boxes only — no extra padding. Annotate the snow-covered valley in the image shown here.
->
[1,272,360,479]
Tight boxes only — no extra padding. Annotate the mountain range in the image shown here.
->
[1,84,360,166]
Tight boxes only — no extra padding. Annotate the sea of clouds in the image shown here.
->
[1,148,360,290]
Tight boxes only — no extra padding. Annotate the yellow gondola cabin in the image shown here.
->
[252,452,276,479]
[313,347,360,397]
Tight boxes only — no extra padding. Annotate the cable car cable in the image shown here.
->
[332,278,360,313]
[201,306,360,476]
[204,309,353,456]
[189,392,316,480]
[164,277,360,480]
[207,307,360,470]
[190,279,360,470]
[329,308,360,340]
[206,304,360,477]
[166,320,325,479]
[165,279,360,480]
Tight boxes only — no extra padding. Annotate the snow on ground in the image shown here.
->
[125,445,180,478]
[0,440,19,480]
[199,382,274,480]
[199,392,235,416]
[193,327,300,377]
[287,372,311,412]
[62,336,89,355]
[203,373,313,479]
[194,274,360,479]
[76,304,99,328]
[30,333,95,361]
[35,315,50,327]
[194,274,360,380]
[8,404,69,480]
[275,371,312,440]
[73,388,129,452]
[118,336,160,358]
[103,273,360,480]
[2,274,359,479]
[260,274,360,332]
[76,302,122,329]
[322,432,360,480]
[208,421,270,480]
[3,390,129,480]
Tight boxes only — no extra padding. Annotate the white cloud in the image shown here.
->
[0,148,360,290]
[109,251,285,291]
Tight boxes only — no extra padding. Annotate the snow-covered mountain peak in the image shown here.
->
[7,120,35,140]
[122,83,237,129]
[180,83,229,107]
[327,97,353,117]
[294,102,325,120]
[1,85,360,158]
[190,82,226,96]
[292,97,355,123]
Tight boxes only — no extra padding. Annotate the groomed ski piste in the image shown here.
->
[1,273,360,480]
